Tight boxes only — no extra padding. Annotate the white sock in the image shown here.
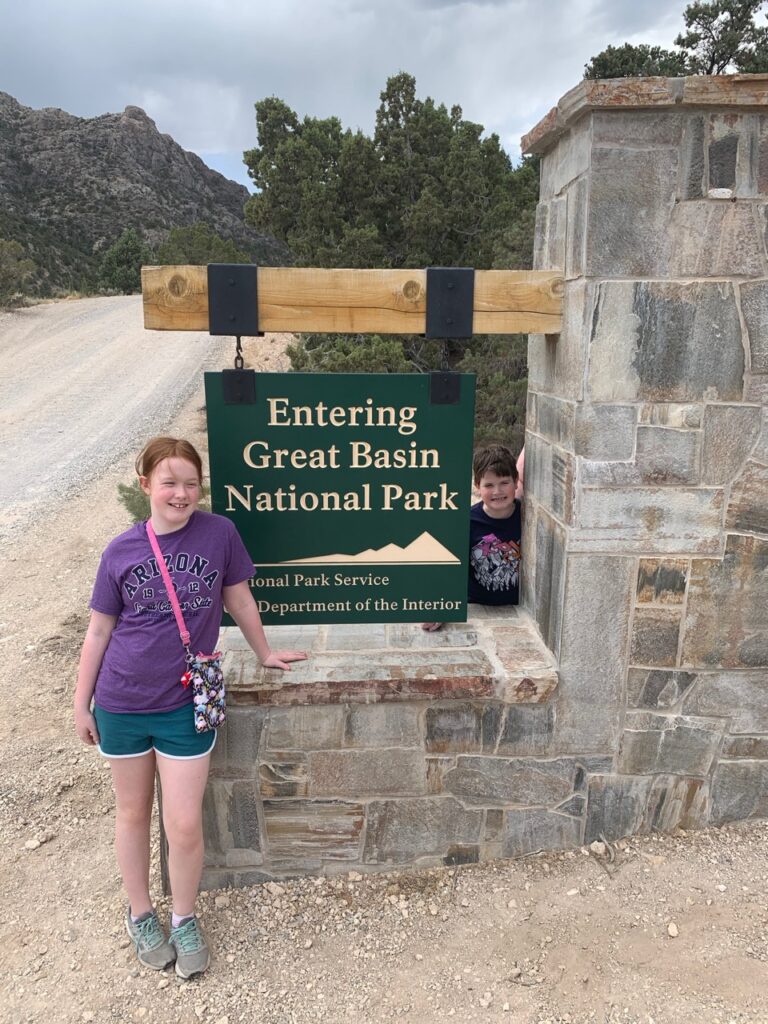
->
[172,912,193,928]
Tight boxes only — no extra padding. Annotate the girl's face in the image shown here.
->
[140,457,202,533]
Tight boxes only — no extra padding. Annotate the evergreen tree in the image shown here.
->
[245,74,532,273]
[585,0,768,78]
[156,223,251,265]
[243,73,535,446]
[585,43,690,79]
[676,0,768,73]
[457,334,528,453]
[98,228,153,294]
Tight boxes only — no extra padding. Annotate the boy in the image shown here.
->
[423,443,521,630]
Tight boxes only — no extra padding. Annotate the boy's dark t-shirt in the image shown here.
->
[467,500,521,605]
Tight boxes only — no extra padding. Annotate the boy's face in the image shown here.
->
[477,470,517,519]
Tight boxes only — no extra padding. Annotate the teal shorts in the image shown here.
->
[93,702,217,760]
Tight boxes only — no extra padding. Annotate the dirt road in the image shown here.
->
[1,299,767,1024]
[0,296,230,542]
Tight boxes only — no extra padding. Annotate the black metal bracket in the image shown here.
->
[425,267,474,339]
[430,371,461,405]
[207,264,260,337]
[222,368,256,405]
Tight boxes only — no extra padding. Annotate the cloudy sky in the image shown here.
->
[2,0,687,189]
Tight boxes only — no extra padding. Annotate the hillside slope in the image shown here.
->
[0,92,284,293]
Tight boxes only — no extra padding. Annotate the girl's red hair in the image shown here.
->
[135,437,203,483]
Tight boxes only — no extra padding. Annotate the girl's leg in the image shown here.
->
[155,752,211,917]
[109,752,157,916]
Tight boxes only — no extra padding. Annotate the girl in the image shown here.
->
[74,437,306,978]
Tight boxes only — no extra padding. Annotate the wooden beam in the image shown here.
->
[143,265,209,331]
[141,265,563,335]
[473,270,562,334]
[258,268,426,334]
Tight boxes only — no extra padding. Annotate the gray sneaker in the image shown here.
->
[125,910,176,970]
[169,916,210,979]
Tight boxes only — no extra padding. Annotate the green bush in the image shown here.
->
[0,237,35,307]
[117,480,151,523]
[287,333,414,373]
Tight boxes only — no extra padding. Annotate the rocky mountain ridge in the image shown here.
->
[0,92,283,293]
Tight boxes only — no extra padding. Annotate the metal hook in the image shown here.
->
[234,335,244,370]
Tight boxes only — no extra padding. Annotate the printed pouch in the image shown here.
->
[181,651,226,733]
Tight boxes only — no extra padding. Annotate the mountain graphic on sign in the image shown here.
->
[263,531,460,566]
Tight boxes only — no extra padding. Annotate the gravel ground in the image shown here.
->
[1,299,767,1024]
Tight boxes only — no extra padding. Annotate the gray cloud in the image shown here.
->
[589,0,684,37]
[409,0,519,8]
[1,0,685,187]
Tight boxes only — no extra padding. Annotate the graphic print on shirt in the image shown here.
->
[470,532,520,594]
[123,550,219,618]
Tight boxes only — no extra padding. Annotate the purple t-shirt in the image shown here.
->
[90,511,255,713]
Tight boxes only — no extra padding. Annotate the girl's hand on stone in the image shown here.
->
[74,707,100,745]
[261,650,308,671]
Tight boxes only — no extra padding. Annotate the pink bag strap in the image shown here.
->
[146,520,191,649]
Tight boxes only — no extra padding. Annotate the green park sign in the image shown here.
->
[204,372,476,624]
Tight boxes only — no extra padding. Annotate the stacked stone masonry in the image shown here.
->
[523,75,768,847]
[201,612,572,887]
[199,77,767,888]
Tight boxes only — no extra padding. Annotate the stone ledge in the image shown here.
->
[220,608,558,707]
[522,74,768,156]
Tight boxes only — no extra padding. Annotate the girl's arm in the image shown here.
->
[223,581,307,671]
[74,610,117,745]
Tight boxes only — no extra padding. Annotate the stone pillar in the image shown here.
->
[194,77,768,890]
[522,75,768,837]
